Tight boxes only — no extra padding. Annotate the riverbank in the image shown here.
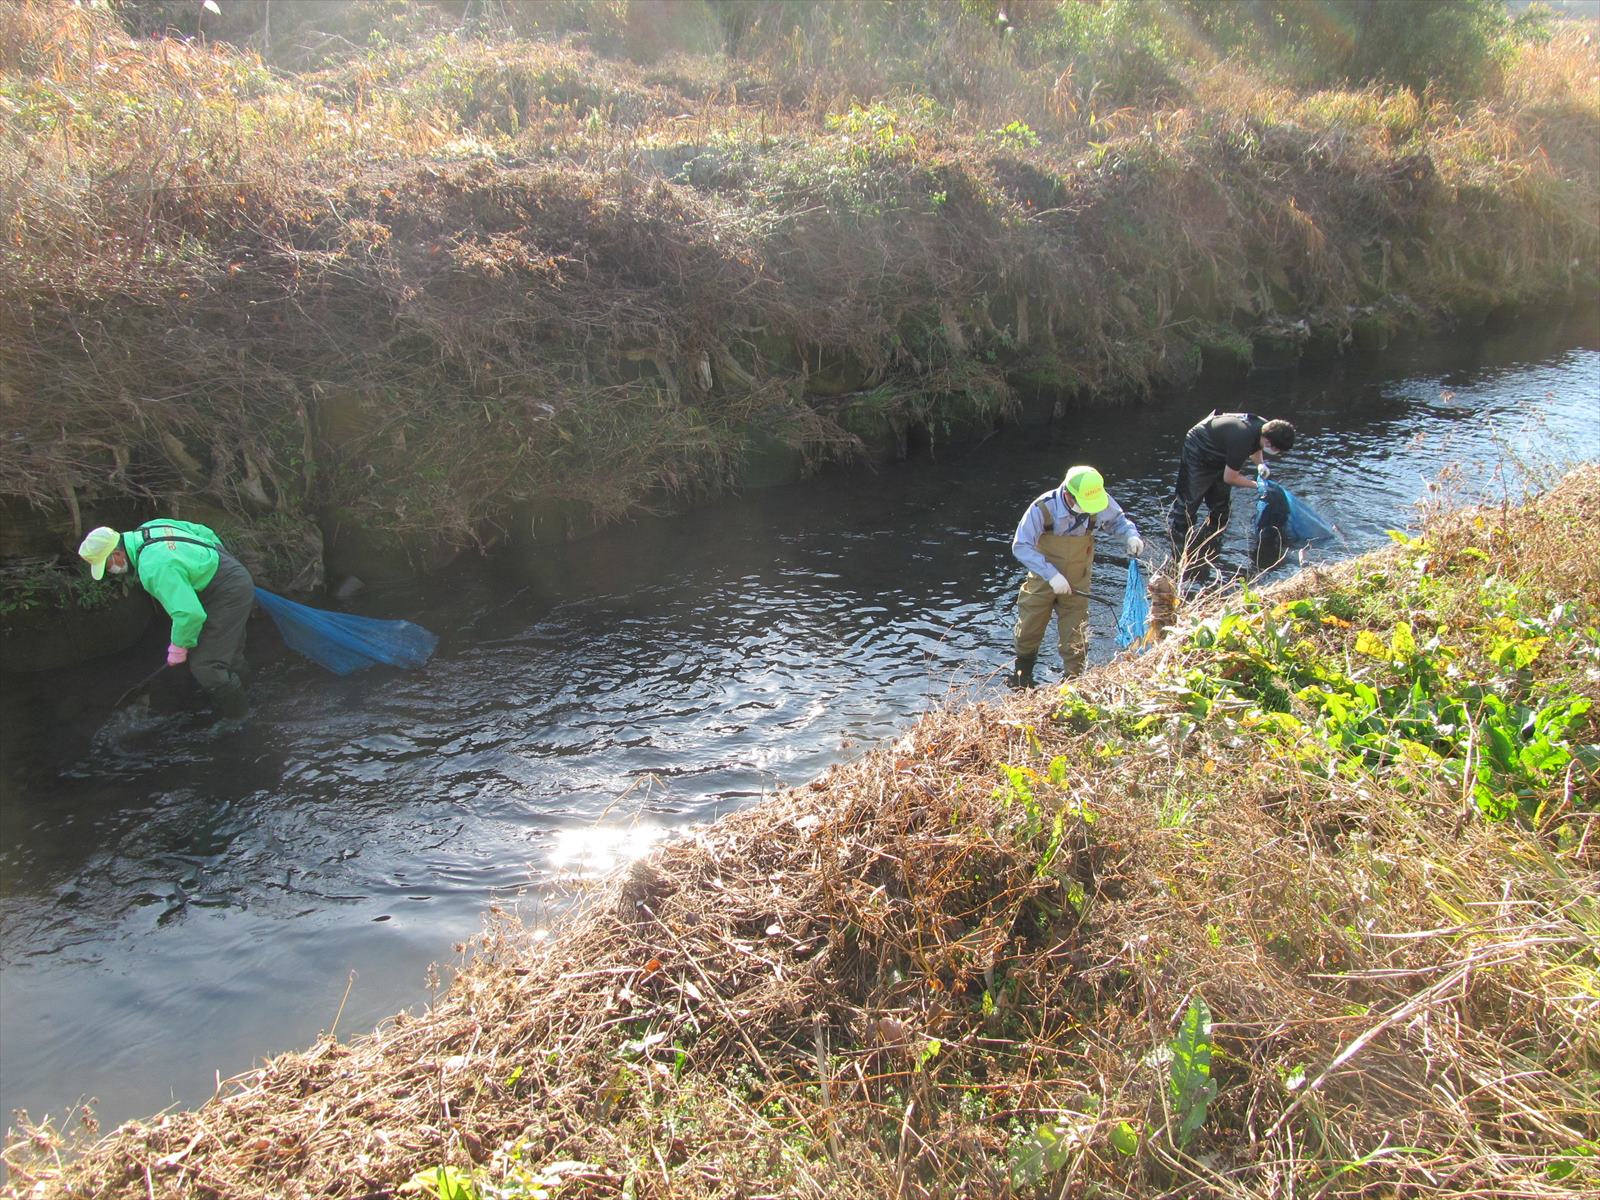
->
[3,2,1598,665]
[7,465,1595,1199]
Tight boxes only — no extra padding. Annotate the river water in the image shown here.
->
[2,312,1597,1135]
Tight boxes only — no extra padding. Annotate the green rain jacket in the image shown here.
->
[122,519,226,649]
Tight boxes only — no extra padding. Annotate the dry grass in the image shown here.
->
[6,469,1596,1199]
[2,5,1596,564]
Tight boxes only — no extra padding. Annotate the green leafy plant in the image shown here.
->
[403,1150,600,1200]
[988,120,1041,151]
[403,1165,478,1200]
[0,569,127,616]
[1109,1119,1141,1156]
[1167,993,1217,1149]
[993,763,1052,844]
[1169,574,1598,820]
[993,758,1090,879]
[824,101,920,166]
[1007,1119,1080,1188]
[1547,1139,1599,1183]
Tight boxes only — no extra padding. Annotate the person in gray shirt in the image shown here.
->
[1007,465,1142,688]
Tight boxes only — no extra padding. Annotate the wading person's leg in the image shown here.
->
[1010,576,1054,687]
[1195,478,1233,570]
[1055,538,1095,676]
[1171,451,1220,576]
[190,556,254,717]
[1168,458,1198,560]
[1056,588,1091,676]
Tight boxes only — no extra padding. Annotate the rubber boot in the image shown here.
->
[1006,653,1037,690]
[209,682,249,720]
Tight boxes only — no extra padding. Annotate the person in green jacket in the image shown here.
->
[78,519,254,717]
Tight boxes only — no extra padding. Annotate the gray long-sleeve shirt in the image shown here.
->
[1011,488,1138,580]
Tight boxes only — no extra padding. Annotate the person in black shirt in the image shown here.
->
[1168,411,1296,573]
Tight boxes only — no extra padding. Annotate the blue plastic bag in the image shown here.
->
[255,588,438,676]
[1117,558,1151,650]
[1283,487,1337,543]
[1255,481,1336,546]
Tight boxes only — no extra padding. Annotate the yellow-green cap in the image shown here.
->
[78,526,120,580]
[1062,465,1109,514]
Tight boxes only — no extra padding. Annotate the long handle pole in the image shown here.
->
[110,663,169,710]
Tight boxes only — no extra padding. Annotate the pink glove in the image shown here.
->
[166,643,189,666]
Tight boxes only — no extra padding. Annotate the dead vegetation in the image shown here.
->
[7,468,1595,1199]
[1,2,1596,579]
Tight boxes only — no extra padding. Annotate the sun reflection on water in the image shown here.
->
[547,823,665,881]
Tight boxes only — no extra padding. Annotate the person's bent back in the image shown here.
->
[79,520,255,718]
[1167,411,1295,576]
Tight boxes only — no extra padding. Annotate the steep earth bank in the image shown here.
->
[4,9,1596,668]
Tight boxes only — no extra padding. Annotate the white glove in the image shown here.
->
[1126,535,1144,558]
[1047,572,1072,595]
[1257,462,1270,480]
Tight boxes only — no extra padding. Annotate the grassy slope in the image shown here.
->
[6,468,1596,1198]
[1,3,1598,578]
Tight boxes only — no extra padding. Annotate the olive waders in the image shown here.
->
[1010,503,1095,685]
[189,553,254,717]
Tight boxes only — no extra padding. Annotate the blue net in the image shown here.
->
[1117,558,1151,650]
[255,588,439,676]
[1256,481,1337,545]
[1284,487,1337,543]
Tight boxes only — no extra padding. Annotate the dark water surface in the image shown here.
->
[3,314,1598,1133]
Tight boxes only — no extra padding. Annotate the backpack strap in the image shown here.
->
[139,527,225,554]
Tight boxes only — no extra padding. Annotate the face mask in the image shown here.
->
[107,558,127,576]
[1263,443,1282,457]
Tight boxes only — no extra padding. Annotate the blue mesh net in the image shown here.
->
[1117,558,1151,650]
[1256,481,1337,545]
[1284,487,1337,543]
[255,588,439,676]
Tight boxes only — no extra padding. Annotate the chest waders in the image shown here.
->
[136,527,255,717]
[1168,413,1261,575]
[1011,502,1096,684]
